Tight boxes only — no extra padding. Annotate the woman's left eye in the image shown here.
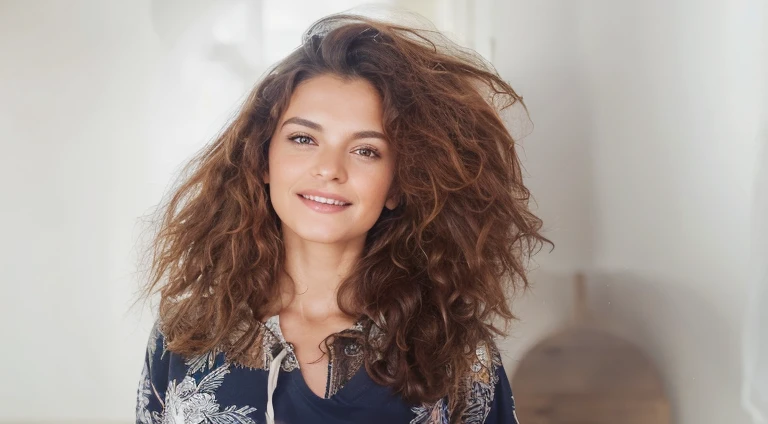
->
[354,147,380,158]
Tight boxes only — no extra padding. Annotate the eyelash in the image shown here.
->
[287,133,381,159]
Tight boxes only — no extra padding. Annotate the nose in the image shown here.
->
[311,147,348,183]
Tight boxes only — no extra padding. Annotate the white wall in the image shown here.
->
[0,1,159,421]
[494,1,766,424]
[0,0,764,423]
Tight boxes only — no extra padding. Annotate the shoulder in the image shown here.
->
[145,321,168,367]
[469,339,503,386]
[146,316,292,374]
[460,339,505,422]
[411,339,506,424]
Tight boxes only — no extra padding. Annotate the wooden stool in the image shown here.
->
[511,273,671,423]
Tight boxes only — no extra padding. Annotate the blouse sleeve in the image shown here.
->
[482,361,519,424]
[451,340,520,424]
[136,322,170,424]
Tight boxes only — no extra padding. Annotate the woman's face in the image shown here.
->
[265,74,398,246]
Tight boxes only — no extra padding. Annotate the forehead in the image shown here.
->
[282,74,384,128]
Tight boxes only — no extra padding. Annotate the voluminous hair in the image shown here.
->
[143,11,552,417]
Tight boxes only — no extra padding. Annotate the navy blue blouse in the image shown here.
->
[136,316,519,423]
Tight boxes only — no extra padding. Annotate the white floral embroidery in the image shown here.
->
[147,323,164,363]
[161,364,257,424]
[411,398,449,424]
[186,350,219,375]
[138,323,166,424]
[137,361,156,424]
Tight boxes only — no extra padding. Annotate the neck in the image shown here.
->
[277,230,365,322]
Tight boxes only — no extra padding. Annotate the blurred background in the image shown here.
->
[0,0,766,423]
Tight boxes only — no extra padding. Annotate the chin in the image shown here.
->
[292,225,354,244]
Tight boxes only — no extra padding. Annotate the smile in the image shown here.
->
[299,194,350,206]
[297,194,352,214]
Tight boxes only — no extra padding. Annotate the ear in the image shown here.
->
[384,195,399,210]
[262,170,270,184]
[384,183,400,211]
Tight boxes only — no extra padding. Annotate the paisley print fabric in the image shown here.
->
[136,318,519,423]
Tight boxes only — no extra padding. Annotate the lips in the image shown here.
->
[297,194,351,214]
[297,190,352,205]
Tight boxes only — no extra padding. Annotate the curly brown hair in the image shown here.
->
[142,12,552,417]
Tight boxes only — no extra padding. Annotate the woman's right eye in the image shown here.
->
[289,134,314,145]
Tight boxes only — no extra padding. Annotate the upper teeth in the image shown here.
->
[301,194,349,206]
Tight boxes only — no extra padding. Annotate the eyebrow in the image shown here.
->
[281,117,387,141]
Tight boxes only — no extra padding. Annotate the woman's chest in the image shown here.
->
[163,353,415,424]
[277,314,364,398]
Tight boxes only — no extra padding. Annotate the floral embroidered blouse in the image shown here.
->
[136,316,520,424]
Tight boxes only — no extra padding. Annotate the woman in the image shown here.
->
[137,12,551,424]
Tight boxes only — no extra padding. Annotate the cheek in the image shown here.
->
[267,150,302,186]
[355,165,395,206]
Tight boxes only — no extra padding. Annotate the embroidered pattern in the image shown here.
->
[136,361,157,424]
[137,323,166,424]
[410,342,502,424]
[262,315,300,372]
[325,330,366,398]
[161,364,257,424]
[138,318,512,423]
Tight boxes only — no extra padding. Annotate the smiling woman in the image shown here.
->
[265,75,398,246]
[137,11,551,424]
